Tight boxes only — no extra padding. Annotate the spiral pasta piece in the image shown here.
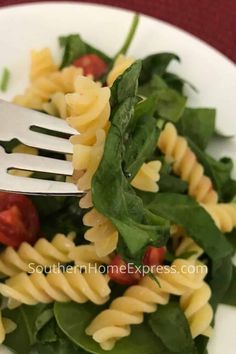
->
[170,225,203,260]
[86,258,208,350]
[72,129,106,191]
[107,54,135,87]
[66,75,111,145]
[202,203,236,233]
[83,208,119,258]
[180,282,213,338]
[13,66,83,110]
[131,161,162,192]
[0,233,76,277]
[158,123,218,204]
[0,267,111,308]
[43,92,68,119]
[0,312,16,344]
[30,48,58,82]
[69,244,112,268]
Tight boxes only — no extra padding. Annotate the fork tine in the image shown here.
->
[6,153,74,176]
[19,131,73,154]
[0,173,82,195]
[29,112,77,135]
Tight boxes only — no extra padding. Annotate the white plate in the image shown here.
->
[0,2,235,354]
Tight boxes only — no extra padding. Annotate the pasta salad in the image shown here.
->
[0,14,236,354]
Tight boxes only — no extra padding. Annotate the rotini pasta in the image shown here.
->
[72,129,106,191]
[69,244,112,268]
[13,66,83,110]
[180,282,213,338]
[0,312,16,344]
[86,258,208,350]
[202,203,236,233]
[43,92,68,119]
[30,48,58,82]
[170,225,203,260]
[107,54,135,87]
[66,75,111,146]
[83,208,119,258]
[158,122,218,204]
[0,233,76,277]
[0,267,110,307]
[131,161,162,192]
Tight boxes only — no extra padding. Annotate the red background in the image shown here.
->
[0,0,235,62]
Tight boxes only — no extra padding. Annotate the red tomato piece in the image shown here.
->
[0,193,40,247]
[108,255,142,286]
[142,246,166,267]
[73,54,108,79]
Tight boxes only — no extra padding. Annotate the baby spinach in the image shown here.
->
[59,34,111,69]
[139,53,180,85]
[93,62,169,258]
[222,266,236,307]
[139,75,186,123]
[114,14,139,59]
[177,108,216,150]
[146,193,233,260]
[149,303,198,354]
[3,304,48,354]
[158,173,188,194]
[209,256,233,310]
[54,302,171,354]
[124,115,159,178]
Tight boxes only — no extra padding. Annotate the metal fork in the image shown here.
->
[0,99,84,196]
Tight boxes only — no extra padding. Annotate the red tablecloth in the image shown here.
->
[0,0,235,63]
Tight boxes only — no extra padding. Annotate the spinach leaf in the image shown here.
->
[3,304,48,354]
[93,62,169,258]
[209,256,233,310]
[146,193,233,260]
[177,108,216,150]
[139,53,180,85]
[222,265,236,307]
[226,229,236,251]
[149,303,198,354]
[162,72,196,94]
[59,34,111,69]
[114,14,139,59]
[110,60,141,106]
[158,173,188,194]
[222,179,236,202]
[54,302,171,354]
[124,115,159,178]
[36,339,85,354]
[139,75,186,123]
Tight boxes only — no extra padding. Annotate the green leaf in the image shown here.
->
[140,53,180,85]
[146,193,233,260]
[124,115,159,178]
[36,339,85,354]
[114,14,139,59]
[222,265,236,307]
[158,173,188,194]
[93,64,169,258]
[162,72,197,94]
[149,303,198,354]
[209,256,233,310]
[3,304,48,354]
[0,67,10,92]
[54,302,171,354]
[139,75,186,123]
[177,108,216,150]
[110,61,142,106]
[59,34,111,69]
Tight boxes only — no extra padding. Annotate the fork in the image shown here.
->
[0,99,84,196]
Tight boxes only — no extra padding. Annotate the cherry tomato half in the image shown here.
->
[0,193,40,247]
[73,54,108,79]
[108,255,142,286]
[142,246,166,267]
